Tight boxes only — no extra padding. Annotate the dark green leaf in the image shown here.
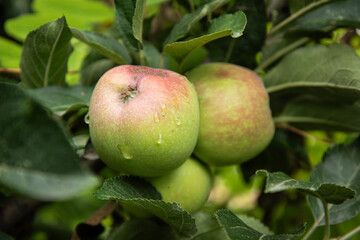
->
[260,0,360,70]
[274,95,360,132]
[71,28,131,65]
[265,44,360,102]
[308,139,360,225]
[107,219,176,240]
[289,0,320,14]
[0,232,15,240]
[164,11,246,68]
[163,0,230,46]
[28,85,93,116]
[290,0,360,32]
[215,209,305,240]
[207,0,266,68]
[93,176,196,237]
[20,16,72,88]
[0,83,99,200]
[257,170,355,204]
[114,0,141,51]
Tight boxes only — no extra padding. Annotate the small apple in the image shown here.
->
[147,157,212,213]
[186,62,274,166]
[88,65,199,177]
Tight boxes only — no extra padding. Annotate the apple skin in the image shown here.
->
[147,157,212,213]
[88,65,199,177]
[186,62,274,166]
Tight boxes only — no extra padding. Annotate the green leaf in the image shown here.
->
[260,0,360,70]
[308,139,360,225]
[207,0,266,69]
[114,0,141,51]
[264,44,360,102]
[0,83,99,200]
[163,0,230,46]
[215,209,306,240]
[274,95,360,132]
[164,11,246,68]
[190,212,228,240]
[93,176,197,237]
[107,219,176,240]
[5,0,113,41]
[0,37,22,68]
[132,0,146,45]
[20,16,72,88]
[28,85,93,116]
[257,170,355,205]
[71,28,131,65]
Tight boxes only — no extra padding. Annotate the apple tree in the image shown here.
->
[1,0,360,239]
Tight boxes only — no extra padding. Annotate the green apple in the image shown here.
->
[148,157,212,213]
[186,62,274,166]
[88,65,199,177]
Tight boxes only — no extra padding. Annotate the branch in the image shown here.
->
[277,123,335,145]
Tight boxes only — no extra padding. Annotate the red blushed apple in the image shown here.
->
[186,62,275,166]
[88,65,200,177]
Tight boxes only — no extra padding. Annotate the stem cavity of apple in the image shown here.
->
[120,86,138,103]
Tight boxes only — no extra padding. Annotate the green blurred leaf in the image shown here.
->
[28,85,93,116]
[71,28,131,65]
[132,0,146,45]
[5,0,113,41]
[107,219,176,240]
[20,17,72,88]
[143,41,162,68]
[215,209,305,240]
[308,139,360,225]
[0,232,15,240]
[163,0,230,46]
[164,11,246,69]
[114,0,141,51]
[93,176,197,237]
[257,170,355,205]
[274,95,360,131]
[264,44,360,102]
[179,47,207,73]
[0,37,22,68]
[0,83,99,200]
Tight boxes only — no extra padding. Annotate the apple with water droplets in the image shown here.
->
[88,65,200,177]
[186,62,275,166]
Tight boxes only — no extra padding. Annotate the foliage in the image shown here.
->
[1,0,360,239]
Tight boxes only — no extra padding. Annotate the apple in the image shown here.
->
[186,62,274,166]
[88,65,200,177]
[147,157,212,213]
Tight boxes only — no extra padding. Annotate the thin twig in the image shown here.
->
[338,225,360,240]
[267,0,333,36]
[277,123,335,145]
[0,67,21,74]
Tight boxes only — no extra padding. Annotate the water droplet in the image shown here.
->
[161,104,166,116]
[175,118,181,126]
[84,113,90,124]
[154,113,160,123]
[117,144,133,159]
[156,133,162,145]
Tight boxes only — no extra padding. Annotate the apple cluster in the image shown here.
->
[88,63,274,213]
